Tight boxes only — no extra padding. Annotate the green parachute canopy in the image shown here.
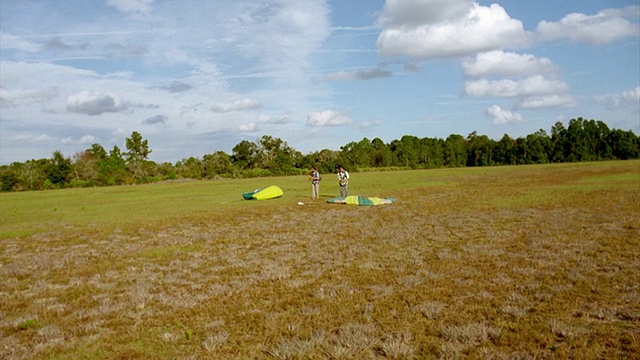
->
[326,195,396,206]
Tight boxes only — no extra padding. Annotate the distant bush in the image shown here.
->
[69,179,94,188]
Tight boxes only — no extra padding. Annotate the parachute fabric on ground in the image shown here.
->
[326,196,396,206]
[242,185,283,200]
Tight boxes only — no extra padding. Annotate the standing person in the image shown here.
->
[337,165,349,197]
[310,165,320,199]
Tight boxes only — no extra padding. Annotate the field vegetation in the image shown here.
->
[1,161,639,359]
[2,118,639,192]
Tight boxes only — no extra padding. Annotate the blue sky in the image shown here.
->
[1,0,638,164]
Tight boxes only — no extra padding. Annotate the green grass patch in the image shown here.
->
[16,318,42,331]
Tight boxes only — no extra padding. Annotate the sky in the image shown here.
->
[1,0,639,165]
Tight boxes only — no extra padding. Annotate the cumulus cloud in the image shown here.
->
[211,98,262,113]
[486,105,524,125]
[106,0,154,15]
[61,134,101,145]
[595,86,640,110]
[0,86,58,108]
[465,75,569,98]
[377,0,530,59]
[463,51,574,110]
[518,94,578,109]
[79,135,100,144]
[66,91,130,116]
[463,50,559,78]
[307,110,353,127]
[238,122,259,133]
[319,68,392,82]
[536,6,640,45]
[621,86,640,105]
[143,114,168,125]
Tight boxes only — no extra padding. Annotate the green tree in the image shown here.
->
[391,135,421,168]
[203,151,235,178]
[156,162,177,180]
[422,137,445,168]
[232,140,259,170]
[525,130,551,164]
[550,121,568,162]
[72,150,99,186]
[99,146,127,185]
[608,129,640,160]
[588,120,612,159]
[341,138,374,169]
[492,134,514,165]
[18,159,48,190]
[305,149,340,174]
[257,135,301,175]
[44,151,72,188]
[125,131,152,180]
[370,137,392,167]
[466,131,493,167]
[176,157,203,179]
[444,134,467,167]
[87,143,108,160]
[0,164,19,191]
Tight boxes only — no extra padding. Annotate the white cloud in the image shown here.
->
[36,134,52,142]
[357,120,383,130]
[319,68,393,82]
[307,110,353,127]
[462,51,559,78]
[106,0,154,15]
[0,62,97,89]
[465,75,569,98]
[225,0,332,77]
[60,137,74,145]
[518,95,578,109]
[14,134,52,142]
[0,87,58,108]
[486,105,524,125]
[536,6,640,45]
[66,91,131,116]
[0,32,40,53]
[377,1,530,59]
[622,86,640,105]
[79,135,101,144]
[211,98,262,113]
[238,122,259,133]
[261,113,293,124]
[595,86,640,110]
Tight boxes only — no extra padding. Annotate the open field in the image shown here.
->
[1,161,639,359]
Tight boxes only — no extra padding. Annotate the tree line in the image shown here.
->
[1,117,638,192]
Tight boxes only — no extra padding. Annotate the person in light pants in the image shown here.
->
[310,165,320,199]
[337,166,349,197]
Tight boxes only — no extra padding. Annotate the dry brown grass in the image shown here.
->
[1,161,639,359]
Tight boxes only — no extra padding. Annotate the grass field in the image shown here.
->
[1,161,639,359]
